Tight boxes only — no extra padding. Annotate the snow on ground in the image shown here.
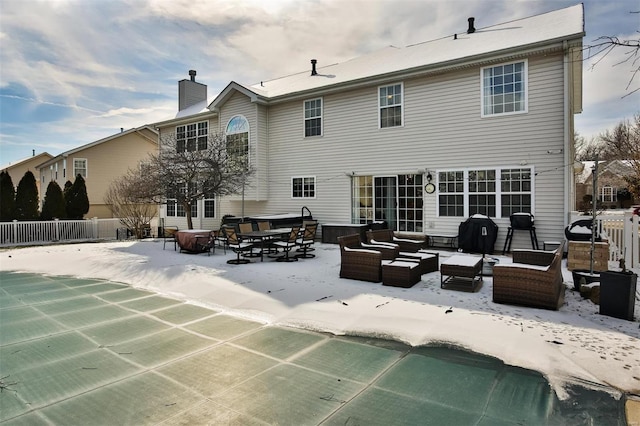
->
[1,239,638,399]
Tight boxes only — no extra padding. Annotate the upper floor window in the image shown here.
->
[304,98,322,137]
[379,83,403,128]
[292,176,316,199]
[226,115,250,163]
[177,121,208,152]
[481,60,527,117]
[73,158,87,178]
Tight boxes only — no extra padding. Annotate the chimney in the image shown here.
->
[467,17,476,34]
[32,149,35,157]
[311,59,318,76]
[178,69,207,111]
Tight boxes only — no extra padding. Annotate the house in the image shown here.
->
[155,4,584,251]
[37,126,158,218]
[1,151,53,197]
[575,160,638,210]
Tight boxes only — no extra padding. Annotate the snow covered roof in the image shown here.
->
[243,4,584,99]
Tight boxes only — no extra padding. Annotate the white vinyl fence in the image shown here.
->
[0,218,123,247]
[570,211,640,269]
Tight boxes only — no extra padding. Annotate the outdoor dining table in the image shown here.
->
[238,228,292,262]
[175,229,216,253]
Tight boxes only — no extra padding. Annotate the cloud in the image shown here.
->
[94,107,157,119]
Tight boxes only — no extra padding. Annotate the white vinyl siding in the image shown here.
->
[214,52,567,249]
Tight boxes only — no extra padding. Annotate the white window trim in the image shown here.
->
[225,115,251,165]
[378,82,404,129]
[480,59,528,118]
[176,120,209,152]
[73,158,87,178]
[291,176,316,199]
[435,166,535,218]
[303,97,323,138]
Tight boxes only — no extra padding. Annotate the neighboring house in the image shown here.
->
[575,160,638,210]
[1,152,53,197]
[154,4,584,251]
[37,126,158,218]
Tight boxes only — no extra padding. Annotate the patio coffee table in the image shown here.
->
[440,254,483,292]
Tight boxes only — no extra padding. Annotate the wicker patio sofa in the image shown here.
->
[338,234,386,282]
[492,242,565,310]
[366,229,424,253]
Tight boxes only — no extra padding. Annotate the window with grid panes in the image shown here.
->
[292,176,315,198]
[438,171,464,216]
[176,121,208,153]
[379,83,403,128]
[500,168,532,216]
[304,98,322,137]
[482,61,527,116]
[397,174,423,232]
[468,169,496,216]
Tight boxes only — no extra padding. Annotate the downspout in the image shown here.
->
[563,40,571,229]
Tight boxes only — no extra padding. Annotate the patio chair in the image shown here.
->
[162,226,179,251]
[224,226,254,264]
[492,242,565,310]
[215,226,229,254]
[366,229,424,253]
[273,226,301,262]
[295,222,317,259]
[338,234,383,282]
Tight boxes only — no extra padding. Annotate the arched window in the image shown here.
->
[225,115,249,161]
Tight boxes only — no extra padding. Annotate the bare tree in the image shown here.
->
[583,11,640,97]
[105,169,158,238]
[598,114,640,198]
[139,132,253,229]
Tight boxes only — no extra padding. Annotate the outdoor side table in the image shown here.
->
[382,260,422,288]
[440,254,483,292]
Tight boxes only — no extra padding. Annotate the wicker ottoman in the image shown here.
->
[399,251,439,275]
[440,254,483,292]
[382,260,422,288]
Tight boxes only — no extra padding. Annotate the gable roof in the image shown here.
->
[0,152,53,171]
[238,3,584,101]
[37,125,158,168]
[576,160,636,184]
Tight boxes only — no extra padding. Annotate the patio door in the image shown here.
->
[374,176,397,230]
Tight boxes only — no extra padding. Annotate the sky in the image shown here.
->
[1,239,638,398]
[0,0,639,166]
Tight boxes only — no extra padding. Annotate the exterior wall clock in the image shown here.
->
[425,183,435,194]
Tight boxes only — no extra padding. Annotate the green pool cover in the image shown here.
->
[0,272,626,425]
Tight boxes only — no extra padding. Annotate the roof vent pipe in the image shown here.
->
[467,17,475,34]
[310,59,318,76]
[189,69,197,82]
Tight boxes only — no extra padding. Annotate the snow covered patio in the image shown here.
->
[0,239,638,424]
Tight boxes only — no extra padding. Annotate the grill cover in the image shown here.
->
[458,214,499,254]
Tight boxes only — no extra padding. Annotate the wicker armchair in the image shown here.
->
[338,234,384,282]
[366,229,424,253]
[492,242,565,310]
